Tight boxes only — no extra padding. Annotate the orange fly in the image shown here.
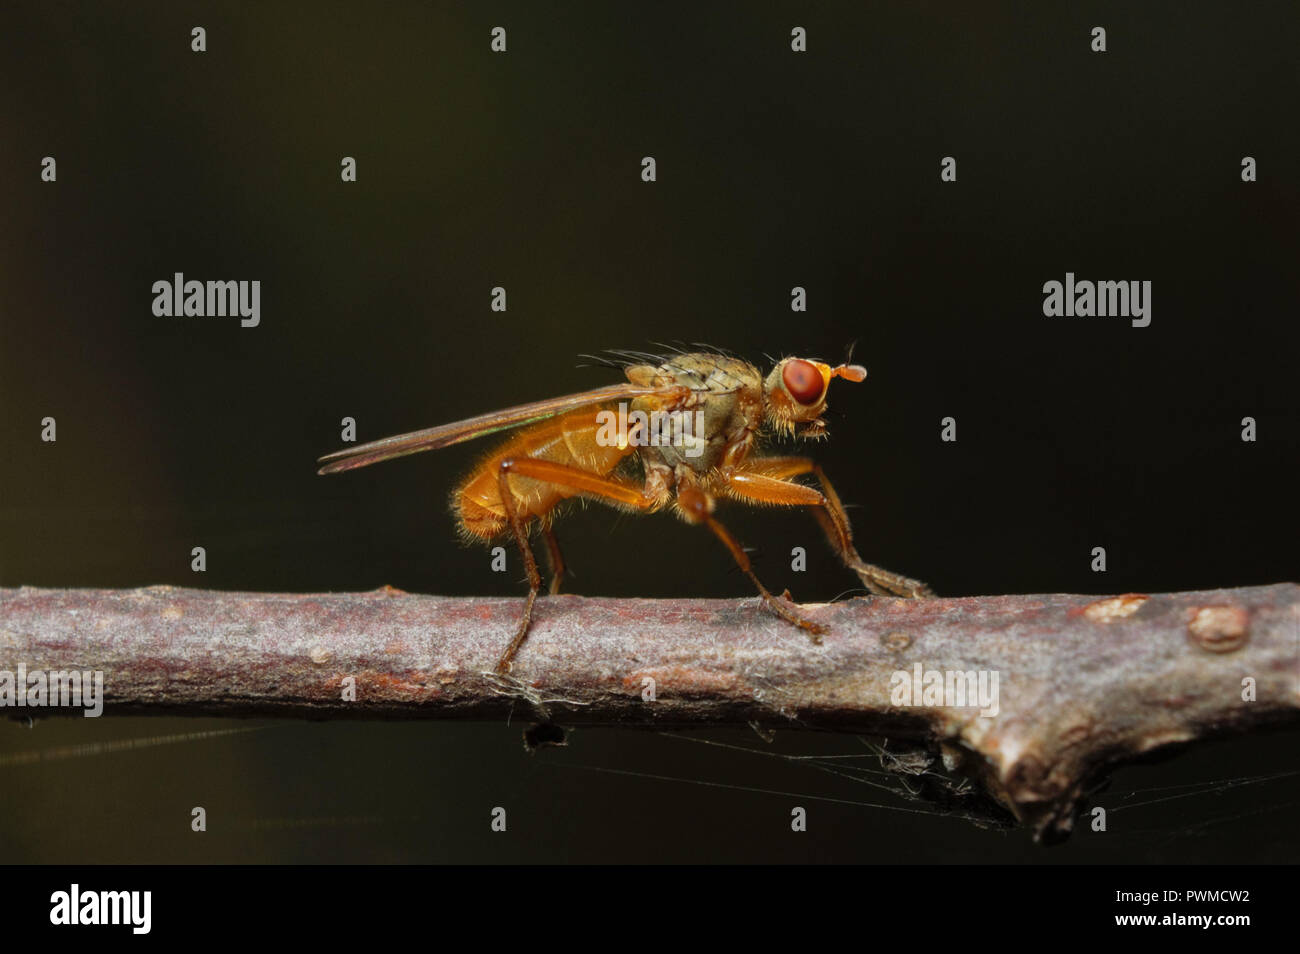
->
[318,351,932,672]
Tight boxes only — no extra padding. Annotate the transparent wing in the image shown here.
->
[317,382,690,474]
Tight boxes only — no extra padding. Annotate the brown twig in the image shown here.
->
[1,583,1296,839]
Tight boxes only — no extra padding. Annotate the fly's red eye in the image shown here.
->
[782,359,825,405]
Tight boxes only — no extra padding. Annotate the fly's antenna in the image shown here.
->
[829,363,868,383]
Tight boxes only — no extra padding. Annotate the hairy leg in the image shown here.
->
[675,481,827,641]
[495,457,656,673]
[723,457,933,598]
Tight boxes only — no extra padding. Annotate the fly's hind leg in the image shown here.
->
[495,457,657,674]
[495,465,543,675]
[724,458,934,599]
[675,482,828,642]
[540,522,565,596]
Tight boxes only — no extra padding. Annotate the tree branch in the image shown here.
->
[2,583,1296,839]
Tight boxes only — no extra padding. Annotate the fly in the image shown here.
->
[318,351,932,673]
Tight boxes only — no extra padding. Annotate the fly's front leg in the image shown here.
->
[675,481,827,641]
[806,463,933,598]
[724,457,934,599]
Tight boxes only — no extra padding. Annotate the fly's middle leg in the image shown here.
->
[675,482,827,642]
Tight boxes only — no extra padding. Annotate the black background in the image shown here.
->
[1,1,1297,862]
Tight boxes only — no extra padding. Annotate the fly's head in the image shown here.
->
[763,358,867,439]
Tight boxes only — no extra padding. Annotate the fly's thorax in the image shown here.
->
[625,354,763,473]
[628,391,719,471]
[662,353,759,390]
[613,352,763,472]
[624,353,762,395]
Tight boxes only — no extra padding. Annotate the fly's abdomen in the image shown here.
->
[454,407,634,540]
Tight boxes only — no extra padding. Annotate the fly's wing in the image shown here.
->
[317,382,690,475]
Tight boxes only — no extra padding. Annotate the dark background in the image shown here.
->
[1,1,1296,862]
